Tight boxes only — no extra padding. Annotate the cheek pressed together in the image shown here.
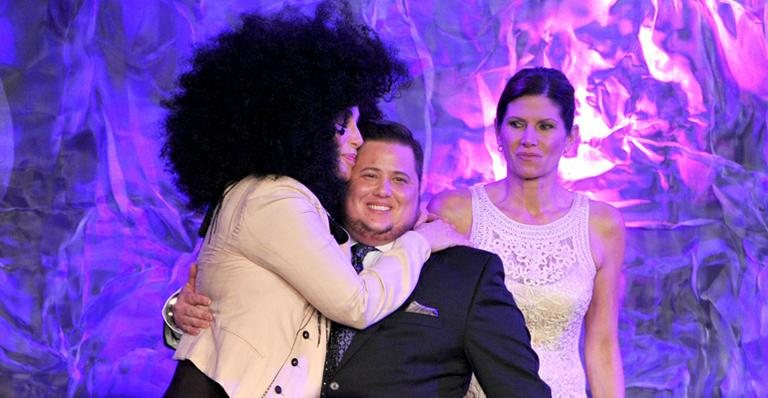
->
[335,106,363,181]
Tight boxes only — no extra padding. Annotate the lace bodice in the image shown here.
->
[465,185,596,398]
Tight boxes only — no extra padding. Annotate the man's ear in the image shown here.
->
[563,124,580,158]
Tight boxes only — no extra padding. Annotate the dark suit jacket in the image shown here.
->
[323,246,551,397]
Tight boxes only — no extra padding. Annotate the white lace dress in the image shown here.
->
[465,185,596,398]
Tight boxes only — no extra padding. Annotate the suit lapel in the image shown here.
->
[335,255,441,370]
[335,288,425,369]
[335,319,385,369]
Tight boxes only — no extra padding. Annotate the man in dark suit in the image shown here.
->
[164,121,550,397]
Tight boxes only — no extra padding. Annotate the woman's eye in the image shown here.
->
[539,123,554,130]
[335,124,347,135]
[510,120,525,129]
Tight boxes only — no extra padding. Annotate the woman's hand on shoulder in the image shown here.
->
[414,213,473,252]
[426,188,473,236]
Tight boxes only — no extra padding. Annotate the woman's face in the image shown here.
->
[335,106,363,181]
[496,95,573,181]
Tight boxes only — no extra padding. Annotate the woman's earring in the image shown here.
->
[498,145,503,152]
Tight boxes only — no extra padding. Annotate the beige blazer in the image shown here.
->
[174,175,430,397]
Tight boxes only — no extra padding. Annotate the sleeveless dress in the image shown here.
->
[465,185,596,398]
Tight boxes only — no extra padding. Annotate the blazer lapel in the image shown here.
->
[336,255,438,370]
[335,319,386,369]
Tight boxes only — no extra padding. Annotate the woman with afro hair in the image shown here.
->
[161,1,460,397]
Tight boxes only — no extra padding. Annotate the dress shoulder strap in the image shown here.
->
[569,192,596,271]
[468,184,492,240]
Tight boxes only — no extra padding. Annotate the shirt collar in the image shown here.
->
[350,239,394,252]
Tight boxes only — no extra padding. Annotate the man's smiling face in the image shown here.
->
[344,140,420,246]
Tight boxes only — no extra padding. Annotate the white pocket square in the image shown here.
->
[404,300,439,317]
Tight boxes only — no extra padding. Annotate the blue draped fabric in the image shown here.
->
[0,0,765,396]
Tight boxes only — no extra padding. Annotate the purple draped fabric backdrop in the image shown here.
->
[0,0,766,396]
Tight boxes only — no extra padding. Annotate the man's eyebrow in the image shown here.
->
[356,166,413,179]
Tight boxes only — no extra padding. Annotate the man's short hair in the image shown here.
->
[358,120,424,181]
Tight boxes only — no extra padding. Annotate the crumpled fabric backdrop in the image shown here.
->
[0,0,766,397]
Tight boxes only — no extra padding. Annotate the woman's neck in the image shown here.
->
[492,174,570,218]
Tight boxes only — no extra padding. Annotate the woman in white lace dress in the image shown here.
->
[429,67,625,398]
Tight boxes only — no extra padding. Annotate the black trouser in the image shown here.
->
[164,360,228,398]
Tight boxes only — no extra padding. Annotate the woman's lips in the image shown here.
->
[342,154,357,164]
[516,152,540,160]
